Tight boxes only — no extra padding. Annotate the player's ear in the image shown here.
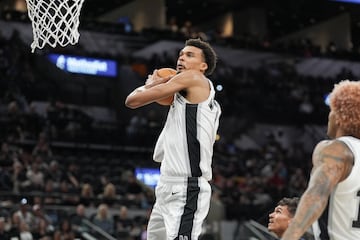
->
[288,218,293,226]
[200,62,208,72]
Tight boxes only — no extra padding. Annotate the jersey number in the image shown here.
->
[352,190,360,228]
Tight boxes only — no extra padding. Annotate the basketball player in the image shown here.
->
[125,38,221,240]
[281,80,360,240]
[268,197,300,239]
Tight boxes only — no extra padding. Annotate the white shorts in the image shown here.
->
[147,176,211,240]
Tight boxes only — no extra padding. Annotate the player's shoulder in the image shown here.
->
[313,139,353,163]
[172,70,209,93]
[175,69,205,81]
[315,139,349,150]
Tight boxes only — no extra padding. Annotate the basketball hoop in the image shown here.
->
[25,0,85,52]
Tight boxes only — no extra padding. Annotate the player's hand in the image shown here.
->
[145,70,172,88]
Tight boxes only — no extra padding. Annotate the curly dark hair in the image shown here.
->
[330,80,360,138]
[277,197,300,217]
[185,38,217,76]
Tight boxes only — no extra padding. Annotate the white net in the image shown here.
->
[25,0,85,52]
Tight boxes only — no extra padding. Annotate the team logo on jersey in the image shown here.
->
[179,235,189,240]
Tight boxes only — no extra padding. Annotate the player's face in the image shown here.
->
[268,205,292,238]
[176,46,207,73]
[327,110,337,139]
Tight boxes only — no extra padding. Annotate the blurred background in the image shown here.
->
[0,0,359,239]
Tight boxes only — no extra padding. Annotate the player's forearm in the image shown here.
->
[282,178,331,239]
[125,86,147,108]
[145,77,169,89]
[125,85,167,108]
[281,194,324,239]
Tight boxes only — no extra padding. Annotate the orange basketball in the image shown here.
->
[156,68,177,106]
[157,68,177,78]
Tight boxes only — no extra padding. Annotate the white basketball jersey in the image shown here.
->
[312,136,360,240]
[153,79,221,181]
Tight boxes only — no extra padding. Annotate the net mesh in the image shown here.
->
[25,0,85,52]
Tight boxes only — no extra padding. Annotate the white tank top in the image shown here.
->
[153,79,221,181]
[312,136,360,240]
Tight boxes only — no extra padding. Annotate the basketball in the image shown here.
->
[156,68,177,106]
[157,68,177,78]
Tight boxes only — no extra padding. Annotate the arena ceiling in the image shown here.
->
[80,0,348,24]
[79,0,360,39]
[1,0,356,39]
[1,0,360,25]
[81,0,273,24]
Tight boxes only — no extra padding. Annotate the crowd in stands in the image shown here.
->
[3,7,360,62]
[0,8,360,239]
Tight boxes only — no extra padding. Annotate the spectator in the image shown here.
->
[32,204,54,233]
[8,211,21,237]
[115,205,134,239]
[43,179,58,205]
[59,180,79,205]
[45,160,64,189]
[123,173,143,206]
[0,217,10,240]
[70,204,90,236]
[18,220,33,240]
[0,162,12,191]
[32,218,53,240]
[287,167,307,197]
[180,20,193,38]
[167,16,179,33]
[65,162,80,189]
[53,218,75,240]
[100,182,117,206]
[14,198,35,231]
[26,162,45,191]
[92,203,114,236]
[0,142,13,169]
[23,102,45,139]
[5,101,24,141]
[79,183,95,207]
[33,155,49,173]
[32,132,52,162]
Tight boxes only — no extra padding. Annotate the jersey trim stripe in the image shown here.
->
[185,104,202,177]
[352,190,360,228]
[318,198,330,239]
[177,177,200,239]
